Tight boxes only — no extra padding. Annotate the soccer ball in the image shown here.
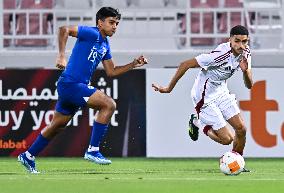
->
[219,151,245,175]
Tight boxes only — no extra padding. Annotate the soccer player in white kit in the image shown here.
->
[152,25,253,159]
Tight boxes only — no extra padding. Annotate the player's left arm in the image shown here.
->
[152,58,200,93]
[239,48,253,89]
[102,55,148,77]
[243,69,253,89]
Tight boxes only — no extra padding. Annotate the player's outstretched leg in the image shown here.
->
[18,152,40,174]
[83,121,112,165]
[188,114,199,141]
[84,91,115,165]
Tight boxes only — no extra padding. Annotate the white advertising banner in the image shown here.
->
[146,68,284,157]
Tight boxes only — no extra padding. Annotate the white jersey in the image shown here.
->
[191,42,251,109]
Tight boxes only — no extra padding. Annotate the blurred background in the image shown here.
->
[0,0,283,158]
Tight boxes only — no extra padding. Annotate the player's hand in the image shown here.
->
[152,83,171,93]
[132,55,148,68]
[56,54,67,70]
[239,56,248,72]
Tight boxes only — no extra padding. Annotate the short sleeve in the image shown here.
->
[195,48,223,70]
[77,26,99,41]
[102,38,112,61]
[195,44,231,70]
[195,53,215,70]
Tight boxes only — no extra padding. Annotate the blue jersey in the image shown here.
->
[55,26,112,115]
[60,26,112,84]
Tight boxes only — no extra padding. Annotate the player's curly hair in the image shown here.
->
[96,7,121,25]
[230,25,249,37]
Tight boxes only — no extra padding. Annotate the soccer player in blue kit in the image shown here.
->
[18,7,148,173]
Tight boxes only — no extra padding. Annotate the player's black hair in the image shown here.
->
[96,7,121,25]
[230,25,249,37]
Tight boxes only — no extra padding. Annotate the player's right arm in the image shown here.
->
[152,58,200,93]
[56,26,78,70]
[152,46,221,93]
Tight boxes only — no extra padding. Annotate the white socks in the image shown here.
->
[88,146,99,152]
[193,118,201,129]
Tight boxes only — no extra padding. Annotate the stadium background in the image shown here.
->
[0,0,283,158]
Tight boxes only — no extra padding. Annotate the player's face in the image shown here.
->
[229,35,249,56]
[99,17,119,37]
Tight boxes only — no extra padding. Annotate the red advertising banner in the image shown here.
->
[0,69,146,157]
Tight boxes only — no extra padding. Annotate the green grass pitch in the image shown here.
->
[0,157,283,193]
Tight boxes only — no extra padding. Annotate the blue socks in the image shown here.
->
[26,122,108,156]
[89,121,108,149]
[27,134,50,156]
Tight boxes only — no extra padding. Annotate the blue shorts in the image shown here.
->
[55,81,97,115]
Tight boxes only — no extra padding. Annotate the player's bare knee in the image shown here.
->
[106,98,116,112]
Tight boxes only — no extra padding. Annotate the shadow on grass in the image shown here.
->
[0,172,23,175]
[43,168,220,175]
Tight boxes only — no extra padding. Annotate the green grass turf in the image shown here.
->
[0,157,283,193]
